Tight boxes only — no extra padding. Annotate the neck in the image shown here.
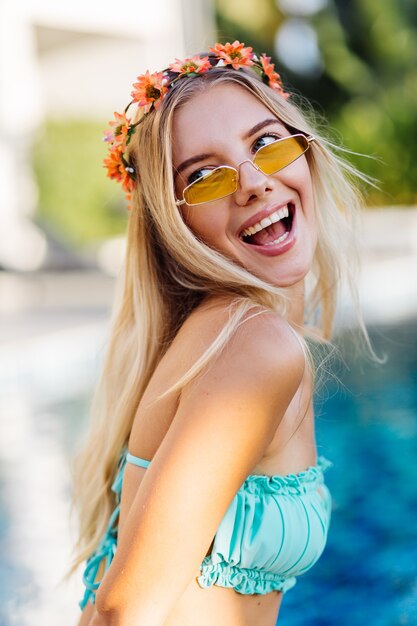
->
[285,280,305,330]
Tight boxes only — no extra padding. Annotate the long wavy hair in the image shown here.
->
[66,65,374,579]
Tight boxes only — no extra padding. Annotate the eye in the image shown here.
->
[187,166,216,185]
[252,132,282,153]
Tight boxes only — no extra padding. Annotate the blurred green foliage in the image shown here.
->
[32,1,416,247]
[32,120,127,248]
[216,0,417,205]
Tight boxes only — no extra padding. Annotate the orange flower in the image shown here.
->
[131,71,168,110]
[169,55,211,75]
[259,54,289,98]
[120,168,135,195]
[103,111,131,148]
[103,146,123,181]
[103,146,135,194]
[210,40,254,70]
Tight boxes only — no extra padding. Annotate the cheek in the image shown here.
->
[279,160,314,205]
[281,157,310,185]
[180,207,226,245]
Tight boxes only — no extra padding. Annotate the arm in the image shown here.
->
[93,313,305,626]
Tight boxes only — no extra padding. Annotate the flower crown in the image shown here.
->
[103,40,289,209]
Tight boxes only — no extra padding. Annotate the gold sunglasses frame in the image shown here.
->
[175,133,315,207]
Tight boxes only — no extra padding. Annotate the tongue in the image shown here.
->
[251,220,287,246]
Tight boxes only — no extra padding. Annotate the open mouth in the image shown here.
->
[239,202,295,247]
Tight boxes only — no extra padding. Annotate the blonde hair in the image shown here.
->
[66,67,374,580]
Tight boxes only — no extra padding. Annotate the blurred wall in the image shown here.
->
[0,0,215,270]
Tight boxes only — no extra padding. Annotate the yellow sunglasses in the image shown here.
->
[175,133,315,207]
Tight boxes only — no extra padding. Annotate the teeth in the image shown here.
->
[263,231,290,246]
[259,216,272,229]
[241,205,290,238]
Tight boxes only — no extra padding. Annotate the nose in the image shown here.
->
[233,159,271,206]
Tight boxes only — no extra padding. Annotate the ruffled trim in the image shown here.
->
[79,449,129,610]
[241,456,332,495]
[197,557,297,594]
[78,518,118,610]
[79,450,331,609]
[78,499,121,610]
[112,449,332,496]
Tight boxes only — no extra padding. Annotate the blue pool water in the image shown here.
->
[280,321,417,625]
[1,319,416,625]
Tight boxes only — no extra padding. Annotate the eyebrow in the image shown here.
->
[243,118,282,140]
[174,118,282,179]
[175,152,215,179]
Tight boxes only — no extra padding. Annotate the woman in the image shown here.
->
[68,41,372,625]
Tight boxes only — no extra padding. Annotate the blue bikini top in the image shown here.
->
[79,447,332,610]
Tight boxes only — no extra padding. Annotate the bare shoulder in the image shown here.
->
[146,300,306,498]
[179,295,306,388]
[228,305,305,367]
[173,297,306,445]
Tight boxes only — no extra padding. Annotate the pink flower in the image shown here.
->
[210,40,254,70]
[131,71,168,110]
[259,54,289,99]
[169,55,211,75]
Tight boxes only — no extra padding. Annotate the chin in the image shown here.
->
[271,274,307,289]
[264,256,314,289]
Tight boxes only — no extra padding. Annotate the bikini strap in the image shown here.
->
[126,451,151,468]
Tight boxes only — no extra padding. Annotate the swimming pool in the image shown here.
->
[281,320,417,625]
[1,319,416,625]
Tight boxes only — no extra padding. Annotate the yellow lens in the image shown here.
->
[254,135,309,175]
[183,167,238,205]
